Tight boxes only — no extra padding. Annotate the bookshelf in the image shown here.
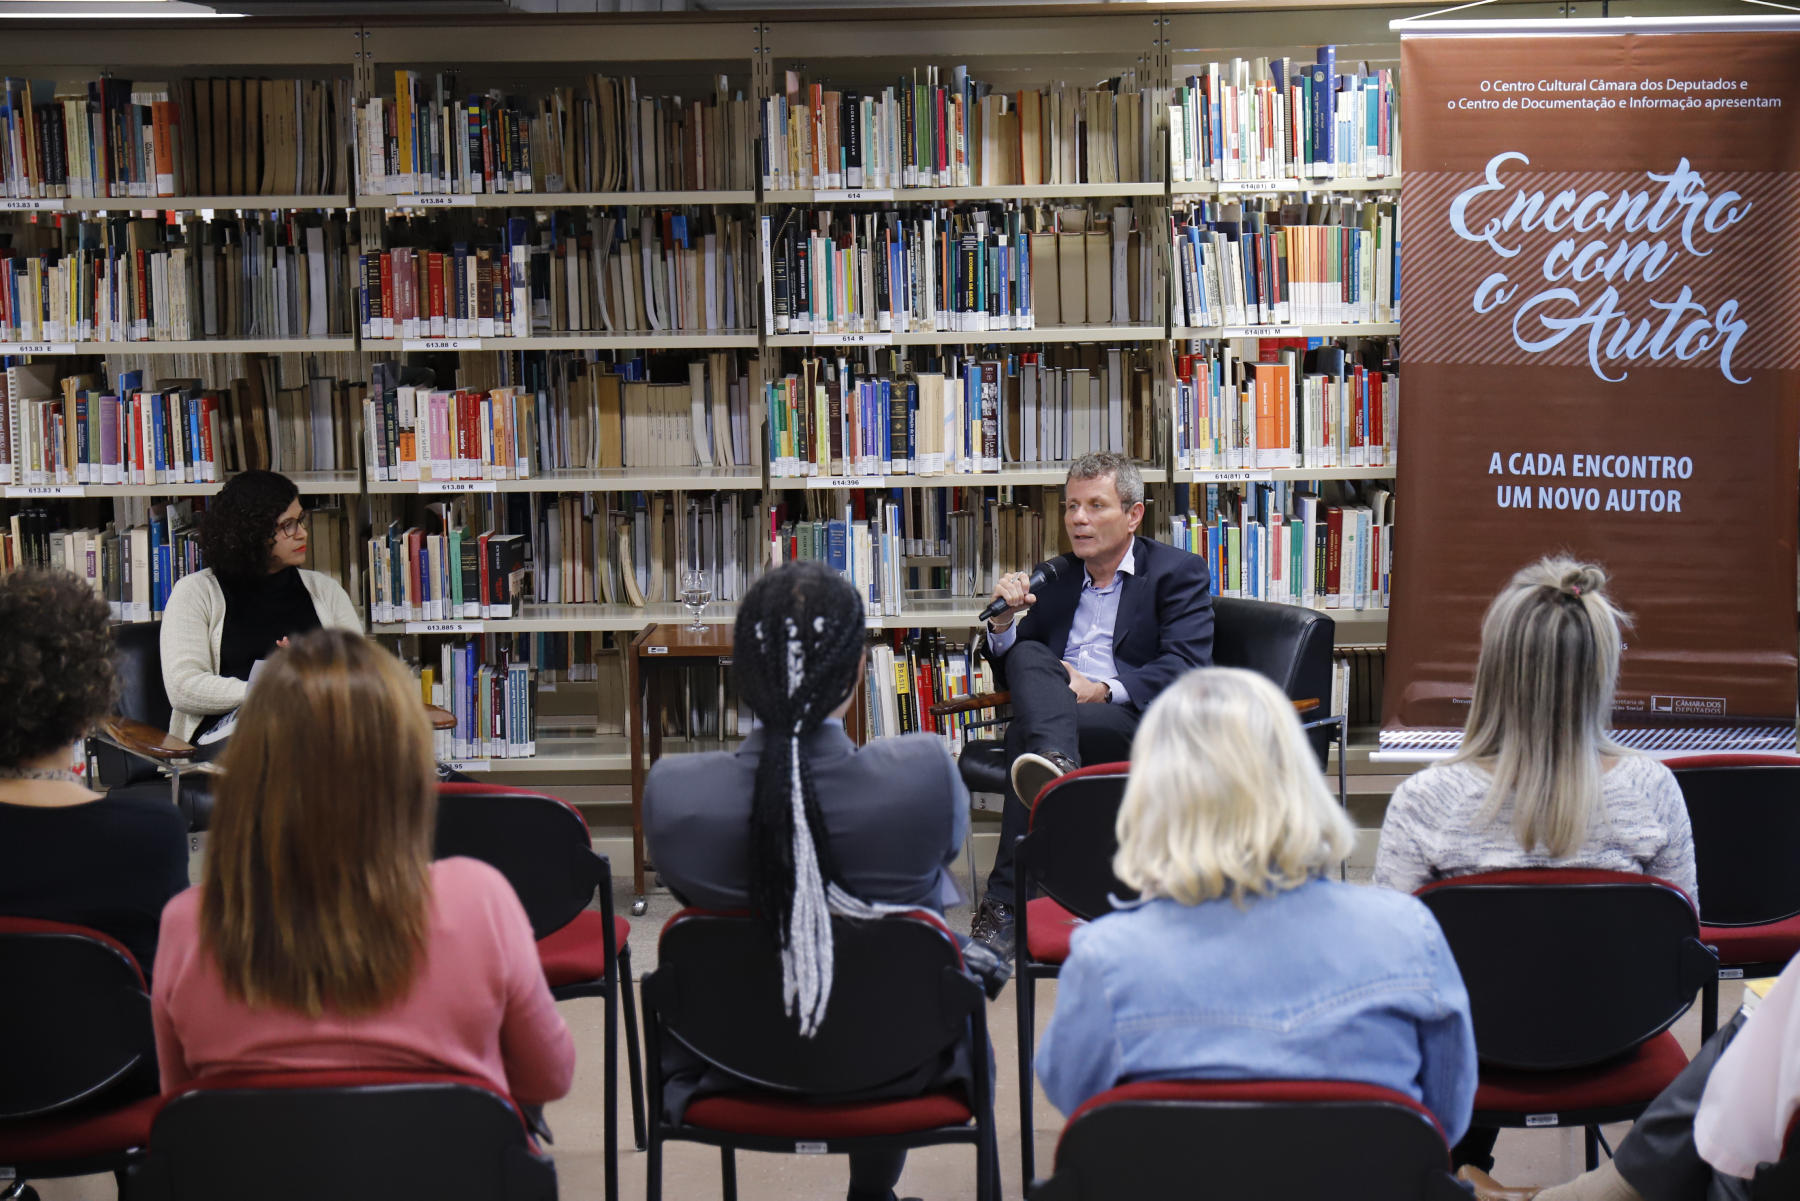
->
[0,9,1405,775]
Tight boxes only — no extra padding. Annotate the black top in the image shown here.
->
[215,566,324,684]
[0,790,190,982]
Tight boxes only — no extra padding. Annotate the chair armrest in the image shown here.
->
[1291,698,1320,716]
[426,704,456,731]
[99,716,197,762]
[929,690,1012,718]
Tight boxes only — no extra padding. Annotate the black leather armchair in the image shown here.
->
[934,596,1344,803]
[89,623,218,834]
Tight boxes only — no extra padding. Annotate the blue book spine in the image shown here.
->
[1308,62,1331,175]
[187,398,202,478]
[826,519,848,574]
[880,379,893,470]
[150,397,165,479]
[906,381,918,467]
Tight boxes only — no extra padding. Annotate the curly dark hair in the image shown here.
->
[200,470,299,582]
[0,569,118,768]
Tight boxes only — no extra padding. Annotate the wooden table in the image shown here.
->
[628,622,734,914]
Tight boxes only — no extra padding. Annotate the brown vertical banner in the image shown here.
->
[1385,25,1800,753]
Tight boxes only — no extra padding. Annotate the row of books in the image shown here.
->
[367,488,765,618]
[761,69,1155,191]
[1333,645,1387,727]
[1170,50,1399,184]
[766,347,1152,479]
[862,632,997,753]
[3,358,362,485]
[358,209,754,339]
[762,203,1151,336]
[363,73,756,196]
[1173,341,1395,471]
[516,210,755,336]
[0,75,353,200]
[1172,197,1398,329]
[1,214,355,343]
[0,501,356,619]
[1166,480,1392,611]
[363,351,756,480]
[424,637,538,760]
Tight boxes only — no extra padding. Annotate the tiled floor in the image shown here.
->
[31,879,1737,1201]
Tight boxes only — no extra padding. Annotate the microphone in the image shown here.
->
[977,558,1063,623]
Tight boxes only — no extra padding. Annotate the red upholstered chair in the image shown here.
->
[434,783,643,1201]
[1027,1079,1469,1201]
[1418,869,1718,1169]
[127,1068,556,1201]
[1665,754,1800,1038]
[1008,763,1134,1187]
[641,909,998,1201]
[0,918,161,1201]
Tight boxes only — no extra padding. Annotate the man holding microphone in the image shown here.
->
[970,451,1216,955]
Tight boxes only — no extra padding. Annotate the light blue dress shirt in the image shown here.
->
[988,542,1136,705]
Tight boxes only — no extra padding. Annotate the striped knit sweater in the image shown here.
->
[1373,755,1698,907]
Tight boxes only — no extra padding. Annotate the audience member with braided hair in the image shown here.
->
[645,561,978,1201]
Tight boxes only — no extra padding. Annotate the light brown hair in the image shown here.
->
[202,629,437,1017]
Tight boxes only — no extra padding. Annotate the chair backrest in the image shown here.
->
[94,622,174,788]
[1023,764,1136,921]
[643,909,982,1097]
[130,1069,556,1201]
[1031,1080,1464,1201]
[1212,597,1336,763]
[0,918,154,1121]
[1418,869,1716,1071]
[1667,755,1800,928]
[433,784,603,940]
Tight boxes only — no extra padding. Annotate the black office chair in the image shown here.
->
[1752,1112,1800,1200]
[89,622,216,833]
[128,1068,557,1201]
[1007,764,1134,1187]
[1029,1079,1469,1201]
[1418,869,1718,1169]
[936,595,1342,802]
[1664,754,1800,1037]
[435,783,645,1201]
[641,909,998,1201]
[0,918,161,1201]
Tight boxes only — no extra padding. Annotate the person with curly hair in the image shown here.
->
[161,469,360,747]
[0,569,189,980]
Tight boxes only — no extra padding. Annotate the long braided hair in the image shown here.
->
[734,561,867,1036]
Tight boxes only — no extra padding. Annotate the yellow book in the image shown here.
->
[395,71,415,190]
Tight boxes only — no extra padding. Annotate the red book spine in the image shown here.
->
[1326,506,1344,603]
[478,530,492,611]
[379,252,395,337]
[200,393,217,478]
[916,656,937,733]
[429,252,445,331]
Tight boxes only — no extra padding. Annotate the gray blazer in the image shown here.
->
[644,722,970,913]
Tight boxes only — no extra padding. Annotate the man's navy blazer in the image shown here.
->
[991,536,1215,714]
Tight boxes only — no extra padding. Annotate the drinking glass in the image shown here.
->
[680,568,713,632]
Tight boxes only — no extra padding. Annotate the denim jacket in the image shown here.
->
[1035,877,1478,1144]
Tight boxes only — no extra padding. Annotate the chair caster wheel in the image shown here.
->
[4,1183,40,1201]
[631,897,648,916]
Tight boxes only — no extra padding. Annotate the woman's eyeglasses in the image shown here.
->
[274,517,306,540]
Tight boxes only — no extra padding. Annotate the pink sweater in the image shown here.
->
[152,857,575,1106]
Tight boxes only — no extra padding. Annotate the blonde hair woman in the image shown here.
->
[1035,667,1477,1141]
[1374,557,1696,1182]
[1374,557,1696,899]
[150,629,573,1105]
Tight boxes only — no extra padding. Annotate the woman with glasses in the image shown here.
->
[161,470,361,752]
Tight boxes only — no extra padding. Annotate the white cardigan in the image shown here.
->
[160,567,363,741]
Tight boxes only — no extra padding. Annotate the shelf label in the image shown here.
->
[5,484,85,497]
[812,331,892,347]
[645,645,670,655]
[808,476,885,490]
[419,480,498,494]
[394,193,477,208]
[1222,325,1292,338]
[865,617,885,629]
[2,197,62,211]
[0,342,77,355]
[404,338,483,351]
[1217,179,1303,194]
[1187,469,1272,484]
[816,188,894,202]
[442,759,492,773]
[405,620,484,634]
